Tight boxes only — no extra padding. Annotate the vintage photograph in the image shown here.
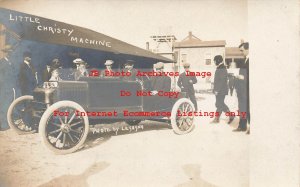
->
[0,0,265,186]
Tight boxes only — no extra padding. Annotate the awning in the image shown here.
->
[0,8,173,63]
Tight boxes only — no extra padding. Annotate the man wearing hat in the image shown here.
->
[151,62,171,93]
[122,60,138,81]
[211,55,234,124]
[177,62,198,111]
[73,58,88,80]
[0,45,16,130]
[100,60,115,77]
[18,52,37,96]
[149,62,172,110]
[73,58,84,70]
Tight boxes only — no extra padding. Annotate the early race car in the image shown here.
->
[7,76,195,154]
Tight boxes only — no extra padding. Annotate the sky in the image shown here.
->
[0,0,247,49]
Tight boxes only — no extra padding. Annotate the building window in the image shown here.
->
[205,52,211,65]
[205,59,211,65]
[181,54,187,64]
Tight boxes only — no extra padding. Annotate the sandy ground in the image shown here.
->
[0,94,249,187]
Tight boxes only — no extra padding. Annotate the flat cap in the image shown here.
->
[73,58,85,64]
[155,62,164,69]
[125,59,135,65]
[104,60,114,66]
[183,62,190,67]
[24,56,31,61]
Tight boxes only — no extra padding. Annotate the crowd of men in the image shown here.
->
[0,42,249,135]
[176,42,250,135]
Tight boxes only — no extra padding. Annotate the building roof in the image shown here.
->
[0,8,173,64]
[225,47,244,58]
[173,31,226,48]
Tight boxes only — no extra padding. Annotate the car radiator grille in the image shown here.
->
[57,81,88,107]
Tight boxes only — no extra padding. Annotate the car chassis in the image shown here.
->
[7,76,196,154]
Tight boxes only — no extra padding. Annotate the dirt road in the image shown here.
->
[0,94,249,187]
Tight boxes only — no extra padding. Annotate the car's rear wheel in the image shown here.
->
[171,98,195,135]
[7,95,37,134]
[39,100,89,154]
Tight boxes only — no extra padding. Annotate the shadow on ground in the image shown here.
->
[38,161,110,187]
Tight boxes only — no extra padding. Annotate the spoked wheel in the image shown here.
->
[125,120,142,126]
[39,101,89,154]
[171,98,195,135]
[7,95,37,134]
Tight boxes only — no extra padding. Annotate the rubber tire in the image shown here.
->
[7,95,36,135]
[39,100,89,154]
[171,98,195,135]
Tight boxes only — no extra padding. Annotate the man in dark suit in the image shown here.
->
[177,62,198,111]
[150,62,171,110]
[18,52,37,96]
[122,60,138,81]
[0,45,16,130]
[233,42,250,134]
[151,62,171,92]
[211,55,235,124]
[42,61,52,82]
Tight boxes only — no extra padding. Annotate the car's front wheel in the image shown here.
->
[39,100,89,154]
[171,98,195,135]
